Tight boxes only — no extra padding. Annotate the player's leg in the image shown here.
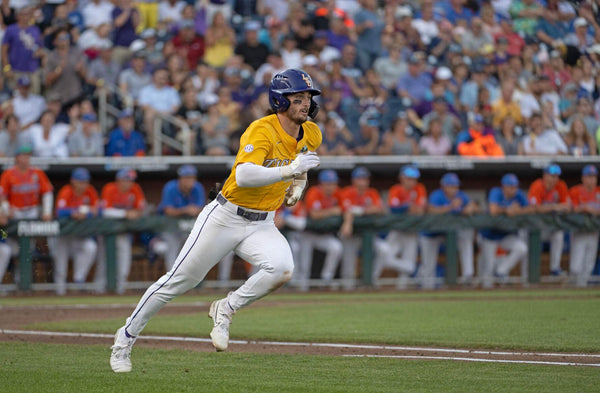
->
[217,251,235,283]
[0,241,12,286]
[457,228,475,281]
[340,236,362,290]
[49,236,69,296]
[418,235,442,289]
[160,231,183,271]
[549,230,565,274]
[314,234,343,282]
[577,232,599,287]
[115,234,133,295]
[72,238,98,286]
[569,232,585,280]
[478,237,498,288]
[496,235,528,281]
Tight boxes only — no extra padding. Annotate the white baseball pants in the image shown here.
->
[418,229,474,289]
[94,234,133,295]
[542,230,564,271]
[124,198,292,337]
[340,236,392,290]
[296,232,343,284]
[478,235,528,287]
[374,231,418,280]
[49,236,97,295]
[569,231,599,287]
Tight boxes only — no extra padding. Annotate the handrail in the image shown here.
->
[152,113,192,156]
[96,82,192,156]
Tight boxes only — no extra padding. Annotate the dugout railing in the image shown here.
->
[3,213,600,292]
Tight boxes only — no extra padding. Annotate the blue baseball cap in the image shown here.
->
[440,172,460,186]
[82,112,97,122]
[71,167,91,181]
[116,168,137,181]
[352,166,371,179]
[400,165,420,179]
[318,169,339,183]
[544,164,561,176]
[582,165,598,176]
[177,164,197,177]
[17,75,31,86]
[119,108,134,119]
[501,173,519,186]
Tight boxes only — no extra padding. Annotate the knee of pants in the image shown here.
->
[328,240,343,259]
[514,241,528,258]
[83,239,98,255]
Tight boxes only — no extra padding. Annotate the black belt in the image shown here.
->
[216,193,268,221]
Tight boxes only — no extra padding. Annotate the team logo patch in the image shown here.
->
[300,146,308,153]
[302,73,312,87]
[244,144,254,153]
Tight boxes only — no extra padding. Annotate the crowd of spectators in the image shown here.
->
[2,0,600,158]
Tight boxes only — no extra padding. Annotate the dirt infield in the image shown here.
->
[1,300,599,367]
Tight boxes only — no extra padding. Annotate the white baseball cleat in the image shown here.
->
[110,327,135,373]
[208,297,234,352]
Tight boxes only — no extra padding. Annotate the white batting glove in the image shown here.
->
[284,178,307,207]
[280,152,320,180]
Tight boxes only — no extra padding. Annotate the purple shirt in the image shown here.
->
[2,23,42,72]
[112,7,138,47]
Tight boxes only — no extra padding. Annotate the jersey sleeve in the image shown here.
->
[369,189,383,208]
[557,181,569,203]
[488,187,503,205]
[37,170,53,194]
[304,121,323,152]
[236,125,272,166]
[194,183,206,206]
[516,190,528,206]
[428,189,446,206]
[304,187,322,210]
[132,184,146,209]
[101,184,115,208]
[416,184,427,206]
[528,181,542,205]
[569,186,580,207]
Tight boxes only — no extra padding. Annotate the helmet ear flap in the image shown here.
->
[308,99,319,119]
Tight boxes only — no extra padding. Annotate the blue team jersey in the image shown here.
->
[157,179,206,214]
[480,187,528,240]
[422,188,470,237]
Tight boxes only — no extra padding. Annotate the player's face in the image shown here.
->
[401,176,417,189]
[321,182,337,196]
[285,92,312,125]
[71,179,88,194]
[583,174,597,189]
[502,184,518,199]
[543,173,558,190]
[442,185,459,198]
[117,179,134,192]
[15,153,30,169]
[352,177,370,192]
[178,176,196,193]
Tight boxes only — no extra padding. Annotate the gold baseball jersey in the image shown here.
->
[221,114,322,211]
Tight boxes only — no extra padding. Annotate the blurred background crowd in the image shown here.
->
[2,0,600,157]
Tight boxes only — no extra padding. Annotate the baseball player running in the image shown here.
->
[478,174,530,288]
[50,167,99,295]
[380,165,427,288]
[0,145,53,286]
[527,164,571,276]
[110,69,322,372]
[568,165,600,287]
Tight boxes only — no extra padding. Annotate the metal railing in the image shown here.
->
[96,84,192,156]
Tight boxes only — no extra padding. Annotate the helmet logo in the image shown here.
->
[302,73,312,87]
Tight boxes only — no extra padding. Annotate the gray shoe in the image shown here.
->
[110,327,135,373]
[208,297,234,352]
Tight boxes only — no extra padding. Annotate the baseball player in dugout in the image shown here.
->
[568,165,600,287]
[110,69,322,372]
[379,165,427,288]
[95,168,146,295]
[527,164,571,276]
[50,168,99,296]
[0,145,53,287]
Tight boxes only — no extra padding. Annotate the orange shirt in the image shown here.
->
[528,178,569,205]
[339,186,382,212]
[304,185,343,212]
[569,184,600,207]
[101,182,146,210]
[56,184,99,212]
[0,167,53,209]
[388,183,427,208]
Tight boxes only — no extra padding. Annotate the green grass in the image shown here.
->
[25,291,600,352]
[1,342,599,393]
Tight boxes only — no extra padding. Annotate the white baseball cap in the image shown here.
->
[435,66,453,80]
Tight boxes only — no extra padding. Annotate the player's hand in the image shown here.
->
[284,179,307,207]
[281,152,320,180]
